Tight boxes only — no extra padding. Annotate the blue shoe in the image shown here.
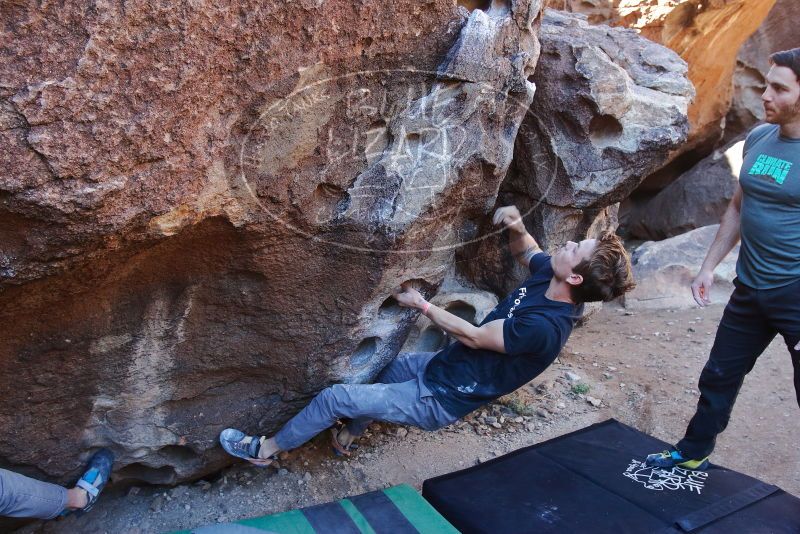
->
[645,449,709,471]
[74,448,115,514]
[219,428,269,465]
[219,428,260,459]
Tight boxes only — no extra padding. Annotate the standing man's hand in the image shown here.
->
[493,205,526,234]
[393,284,426,310]
[691,270,714,307]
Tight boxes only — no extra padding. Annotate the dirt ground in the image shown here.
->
[17,302,800,533]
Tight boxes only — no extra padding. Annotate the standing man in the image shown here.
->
[647,48,800,471]
[219,205,635,466]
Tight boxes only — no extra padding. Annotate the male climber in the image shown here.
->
[646,48,800,471]
[220,205,635,465]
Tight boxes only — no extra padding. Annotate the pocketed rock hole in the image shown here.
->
[588,114,624,149]
[457,0,492,11]
[417,326,448,352]
[158,445,200,465]
[378,295,403,317]
[350,337,380,368]
[445,301,478,324]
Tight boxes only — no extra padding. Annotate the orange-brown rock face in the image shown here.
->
[1,0,542,484]
[726,0,800,140]
[656,0,777,150]
[544,0,777,151]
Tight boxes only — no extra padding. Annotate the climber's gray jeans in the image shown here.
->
[0,468,67,520]
[274,351,457,450]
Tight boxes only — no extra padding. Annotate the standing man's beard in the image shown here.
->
[777,97,800,124]
[791,98,800,121]
[766,99,800,125]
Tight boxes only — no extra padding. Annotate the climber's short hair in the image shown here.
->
[569,232,636,304]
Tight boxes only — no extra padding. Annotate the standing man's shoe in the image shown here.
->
[645,449,709,471]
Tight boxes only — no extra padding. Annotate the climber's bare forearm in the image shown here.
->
[510,231,541,268]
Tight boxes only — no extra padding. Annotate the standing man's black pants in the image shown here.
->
[677,277,800,459]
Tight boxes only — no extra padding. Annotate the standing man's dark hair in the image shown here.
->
[770,48,800,80]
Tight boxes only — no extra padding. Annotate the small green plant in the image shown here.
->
[571,383,590,395]
[498,392,536,416]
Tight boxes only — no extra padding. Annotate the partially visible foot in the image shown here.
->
[330,426,357,457]
[69,448,114,514]
[219,428,274,467]
[645,449,709,471]
[66,487,88,510]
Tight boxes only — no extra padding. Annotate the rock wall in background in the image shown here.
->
[543,0,777,155]
[725,0,800,141]
[460,10,693,296]
[621,0,797,239]
[548,1,786,238]
[624,225,739,310]
[0,0,542,484]
[626,134,744,240]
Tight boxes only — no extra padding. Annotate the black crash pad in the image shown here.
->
[422,419,800,533]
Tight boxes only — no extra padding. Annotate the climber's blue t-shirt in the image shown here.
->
[423,253,583,418]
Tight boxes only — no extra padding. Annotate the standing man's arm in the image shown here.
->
[493,206,541,268]
[692,184,743,307]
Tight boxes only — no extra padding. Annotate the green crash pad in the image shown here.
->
[177,484,459,534]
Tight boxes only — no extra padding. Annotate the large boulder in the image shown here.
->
[725,0,800,141]
[624,225,739,310]
[519,11,693,214]
[543,0,777,155]
[0,0,542,484]
[461,10,693,296]
[625,134,743,240]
